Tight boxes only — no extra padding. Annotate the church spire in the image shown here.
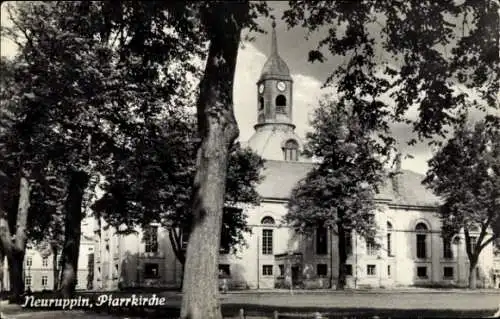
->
[271,20,278,57]
[258,20,292,82]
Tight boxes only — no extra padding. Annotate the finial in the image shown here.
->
[271,20,276,29]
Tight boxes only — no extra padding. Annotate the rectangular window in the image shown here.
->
[367,264,376,276]
[443,238,453,259]
[218,264,230,277]
[25,275,32,287]
[316,226,327,255]
[387,233,393,256]
[345,264,353,276]
[470,236,478,253]
[26,256,33,267]
[366,240,378,256]
[144,226,158,253]
[262,265,273,276]
[41,275,48,287]
[317,264,327,277]
[443,267,454,279]
[417,266,428,279]
[262,229,273,255]
[416,234,427,259]
[144,263,159,279]
[220,226,230,254]
[181,227,189,250]
[346,230,353,256]
[42,257,48,267]
[388,265,391,277]
[279,264,285,277]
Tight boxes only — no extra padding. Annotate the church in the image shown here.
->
[90,25,497,291]
[0,23,498,295]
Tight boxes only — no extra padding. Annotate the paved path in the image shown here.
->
[218,291,500,310]
[1,291,499,318]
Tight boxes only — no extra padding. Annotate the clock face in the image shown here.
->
[258,84,265,94]
[277,81,286,92]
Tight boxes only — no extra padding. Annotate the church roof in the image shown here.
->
[256,160,441,207]
[247,125,305,161]
[259,22,292,82]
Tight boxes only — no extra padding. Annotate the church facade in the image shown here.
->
[91,25,497,291]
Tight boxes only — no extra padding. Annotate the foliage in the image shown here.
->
[285,98,387,239]
[92,128,265,254]
[283,0,499,144]
[423,115,500,249]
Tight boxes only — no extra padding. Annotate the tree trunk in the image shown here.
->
[0,245,4,292]
[180,262,185,291]
[51,244,59,291]
[337,222,347,290]
[7,252,24,301]
[168,228,186,290]
[180,4,245,319]
[60,170,89,298]
[468,262,478,289]
[0,172,31,301]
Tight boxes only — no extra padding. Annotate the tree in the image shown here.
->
[93,131,264,282]
[0,55,39,302]
[285,98,389,290]
[2,1,205,298]
[423,115,500,289]
[178,2,271,317]
[283,1,498,145]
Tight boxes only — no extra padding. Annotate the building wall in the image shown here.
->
[215,200,496,289]
[1,238,94,292]
[93,219,183,290]
[90,200,497,291]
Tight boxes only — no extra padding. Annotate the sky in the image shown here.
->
[1,1,494,175]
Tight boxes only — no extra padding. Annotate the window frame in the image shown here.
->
[262,229,273,255]
[317,264,328,277]
[143,263,160,279]
[443,237,453,259]
[41,275,48,287]
[262,265,273,276]
[316,226,328,255]
[415,222,429,259]
[417,266,428,279]
[443,266,454,279]
[144,225,159,253]
[387,222,394,257]
[275,94,287,113]
[25,275,32,287]
[283,140,299,161]
[367,264,376,276]
[366,240,378,256]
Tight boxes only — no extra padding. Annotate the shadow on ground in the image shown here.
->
[89,305,495,319]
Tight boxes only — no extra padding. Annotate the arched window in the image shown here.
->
[316,226,328,255]
[276,95,286,113]
[415,222,428,259]
[261,216,275,225]
[387,222,393,257]
[261,216,275,255]
[259,97,264,111]
[283,139,298,161]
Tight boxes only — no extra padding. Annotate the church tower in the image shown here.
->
[256,21,293,125]
[247,22,306,162]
